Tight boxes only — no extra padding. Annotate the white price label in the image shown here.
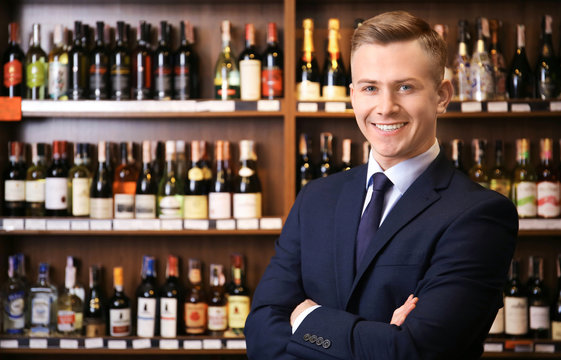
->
[483,343,503,352]
[59,339,79,349]
[84,338,104,349]
[161,219,183,230]
[226,340,247,349]
[113,219,139,231]
[71,220,89,231]
[138,219,161,230]
[260,217,283,230]
[550,101,561,112]
[535,344,555,353]
[237,218,259,230]
[90,220,112,230]
[460,101,482,113]
[207,100,235,112]
[511,103,531,112]
[487,101,508,112]
[202,339,222,349]
[132,339,151,349]
[29,338,48,349]
[46,220,70,231]
[183,340,203,350]
[107,340,127,349]
[159,339,179,350]
[0,340,18,348]
[184,219,209,230]
[298,102,318,112]
[324,102,347,113]
[25,219,46,231]
[2,218,25,231]
[216,219,236,230]
[257,100,280,112]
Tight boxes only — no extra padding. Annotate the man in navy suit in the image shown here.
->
[245,11,518,359]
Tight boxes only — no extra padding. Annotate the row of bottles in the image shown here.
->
[2,254,250,337]
[1,20,283,101]
[2,139,262,219]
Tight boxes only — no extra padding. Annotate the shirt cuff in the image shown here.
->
[291,305,322,334]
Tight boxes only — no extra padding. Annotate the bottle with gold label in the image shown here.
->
[84,265,106,337]
[227,254,250,335]
[233,140,262,219]
[512,138,537,218]
[209,140,232,219]
[489,140,511,198]
[468,139,489,188]
[185,258,207,335]
[296,18,320,100]
[322,18,346,100]
[207,264,227,335]
[26,23,47,99]
[68,143,92,217]
[537,138,560,218]
[184,140,211,219]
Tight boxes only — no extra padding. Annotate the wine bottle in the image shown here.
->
[68,21,89,100]
[322,18,346,100]
[536,15,560,99]
[132,21,153,100]
[297,133,314,193]
[318,132,333,178]
[67,143,92,217]
[297,18,320,100]
[136,255,158,338]
[362,141,370,165]
[468,139,489,188]
[551,255,561,340]
[209,140,232,219]
[110,21,131,100]
[184,258,207,335]
[214,20,240,100]
[25,142,47,216]
[239,23,261,101]
[527,256,550,339]
[450,139,466,174]
[3,141,26,217]
[508,24,534,99]
[537,138,560,218]
[233,140,262,219]
[261,22,283,99]
[47,24,69,100]
[113,142,138,219]
[2,255,26,334]
[154,20,172,100]
[25,23,47,100]
[488,303,505,338]
[489,140,511,198]
[135,140,157,219]
[151,141,165,186]
[90,141,113,219]
[184,140,210,219]
[433,24,453,82]
[160,255,182,338]
[84,265,106,337]
[56,261,83,335]
[45,141,69,216]
[89,21,109,100]
[489,19,507,100]
[158,140,184,219]
[109,266,131,337]
[207,263,227,335]
[2,22,25,97]
[452,20,471,101]
[227,254,250,334]
[512,138,537,218]
[340,138,352,172]
[27,262,57,336]
[504,259,528,338]
[176,140,187,190]
[174,20,199,99]
[470,17,494,101]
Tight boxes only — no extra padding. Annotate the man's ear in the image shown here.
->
[436,79,453,114]
[349,82,355,108]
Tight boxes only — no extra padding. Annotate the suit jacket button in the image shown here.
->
[316,336,324,346]
[303,333,310,342]
[309,335,318,343]
[322,339,332,349]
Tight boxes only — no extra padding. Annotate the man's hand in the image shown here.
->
[290,299,318,326]
[391,294,418,326]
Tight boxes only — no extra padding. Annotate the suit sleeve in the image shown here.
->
[286,194,518,360]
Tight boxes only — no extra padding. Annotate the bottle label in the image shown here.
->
[137,297,156,337]
[72,177,91,216]
[207,305,228,331]
[114,193,134,219]
[90,197,113,219]
[6,291,25,332]
[488,306,504,335]
[552,321,561,340]
[322,85,347,100]
[504,296,528,335]
[453,58,471,101]
[297,80,321,100]
[154,67,172,99]
[110,308,131,336]
[185,302,207,334]
[188,167,204,181]
[4,59,22,87]
[233,192,262,219]
[469,59,494,101]
[159,195,184,219]
[174,65,190,98]
[45,177,68,210]
[111,67,130,99]
[27,58,47,87]
[529,305,550,330]
[48,61,69,99]
[89,64,108,97]
[135,194,156,218]
[228,295,250,329]
[160,298,178,338]
[240,59,262,100]
[57,310,77,332]
[209,192,232,219]
[516,181,537,217]
[31,295,51,325]
[184,195,208,219]
[85,321,106,337]
[238,166,254,177]
[25,179,46,202]
[537,181,560,218]
[490,179,510,198]
[261,68,283,98]
[5,180,25,201]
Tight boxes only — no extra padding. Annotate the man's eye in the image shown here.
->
[363,86,376,92]
[399,84,412,91]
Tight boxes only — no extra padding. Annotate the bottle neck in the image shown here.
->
[303,27,314,62]
[458,42,468,56]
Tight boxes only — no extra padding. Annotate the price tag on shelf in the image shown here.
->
[460,101,482,113]
[535,344,555,353]
[46,220,70,231]
[0,96,22,121]
[25,219,46,231]
[550,101,561,112]
[257,100,281,112]
[324,102,347,113]
[237,218,259,230]
[132,338,151,349]
[202,339,222,350]
[183,340,203,350]
[2,218,25,231]
[84,338,104,349]
[89,220,112,231]
[260,217,283,230]
[184,219,210,230]
[159,339,179,350]
[137,219,161,230]
[113,219,139,231]
[161,219,183,230]
[511,103,531,112]
[216,219,236,230]
[487,101,508,112]
[483,343,503,352]
[0,339,18,348]
[225,339,246,349]
[298,102,318,112]
[107,340,127,349]
[29,338,48,349]
[70,220,89,231]
[206,100,235,112]
[59,339,79,349]
[166,100,197,113]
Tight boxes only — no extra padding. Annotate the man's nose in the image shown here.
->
[376,91,399,117]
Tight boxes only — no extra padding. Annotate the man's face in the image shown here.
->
[350,40,450,170]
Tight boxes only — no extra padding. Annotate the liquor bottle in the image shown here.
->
[504,259,528,338]
[68,21,89,100]
[184,140,210,219]
[132,21,153,100]
[322,18,346,100]
[27,262,57,336]
[207,264,227,335]
[135,140,157,219]
[340,138,352,172]
[452,20,471,101]
[154,20,172,100]
[84,265,106,337]
[537,138,560,218]
[158,140,184,218]
[512,138,537,218]
[90,141,113,219]
[261,22,283,99]
[297,133,314,193]
[536,15,560,99]
[468,139,489,188]
[66,256,86,303]
[552,254,561,340]
[489,140,511,198]
[209,140,232,219]
[2,22,25,97]
[160,255,182,338]
[239,23,261,100]
[3,141,26,216]
[45,141,69,216]
[110,21,131,100]
[363,141,370,165]
[318,132,333,178]
[68,143,92,217]
[214,20,240,100]
[176,140,187,190]
[450,139,466,173]
[25,143,46,217]
[56,260,83,335]
[233,140,262,219]
[136,255,158,338]
[489,19,507,100]
[25,23,47,100]
[2,255,26,334]
[81,24,91,51]
[89,21,109,100]
[297,18,320,100]
[113,142,138,219]
[185,258,207,335]
[152,141,166,186]
[16,253,29,289]
[47,24,69,100]
[227,254,250,334]
[109,266,131,336]
[508,24,534,99]
[174,20,199,99]
[470,17,494,101]
[527,256,549,339]
[433,24,453,82]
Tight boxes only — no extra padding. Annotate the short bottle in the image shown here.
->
[207,264,227,335]
[68,143,92,217]
[160,255,182,338]
[45,141,69,216]
[185,258,207,335]
[512,138,537,218]
[2,255,27,334]
[56,261,83,335]
[109,267,131,336]
[27,262,57,336]
[209,140,233,220]
[504,259,528,338]
[3,141,27,217]
[84,265,106,337]
[90,141,114,219]
[233,140,262,219]
[537,138,560,218]
[227,254,250,334]
[136,255,158,338]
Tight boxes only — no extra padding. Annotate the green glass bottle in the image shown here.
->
[25,23,47,99]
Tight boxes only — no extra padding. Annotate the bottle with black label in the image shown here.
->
[110,21,131,100]
[84,265,106,337]
[131,21,152,100]
[174,20,199,99]
[89,21,109,100]
[68,21,89,100]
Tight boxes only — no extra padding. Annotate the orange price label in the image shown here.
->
[0,96,22,121]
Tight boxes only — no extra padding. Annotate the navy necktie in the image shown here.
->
[355,172,393,271]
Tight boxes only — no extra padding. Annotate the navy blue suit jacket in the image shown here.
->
[245,152,518,359]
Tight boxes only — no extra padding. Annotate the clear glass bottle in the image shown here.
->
[25,142,47,217]
[512,138,537,218]
[452,20,471,101]
[56,261,83,335]
[27,262,57,336]
[2,255,26,334]
[158,140,184,219]
[48,24,69,100]
[470,17,494,101]
[214,20,240,100]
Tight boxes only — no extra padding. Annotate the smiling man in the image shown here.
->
[245,11,518,359]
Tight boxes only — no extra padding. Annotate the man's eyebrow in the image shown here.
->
[355,78,420,85]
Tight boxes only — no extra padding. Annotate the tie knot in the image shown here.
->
[371,172,393,192]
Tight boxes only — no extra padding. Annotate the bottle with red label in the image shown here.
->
[2,22,25,97]
[261,22,283,99]
[185,258,207,335]
[537,138,560,218]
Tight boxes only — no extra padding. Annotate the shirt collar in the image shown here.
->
[366,139,440,195]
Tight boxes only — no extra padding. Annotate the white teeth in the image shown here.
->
[375,123,405,131]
